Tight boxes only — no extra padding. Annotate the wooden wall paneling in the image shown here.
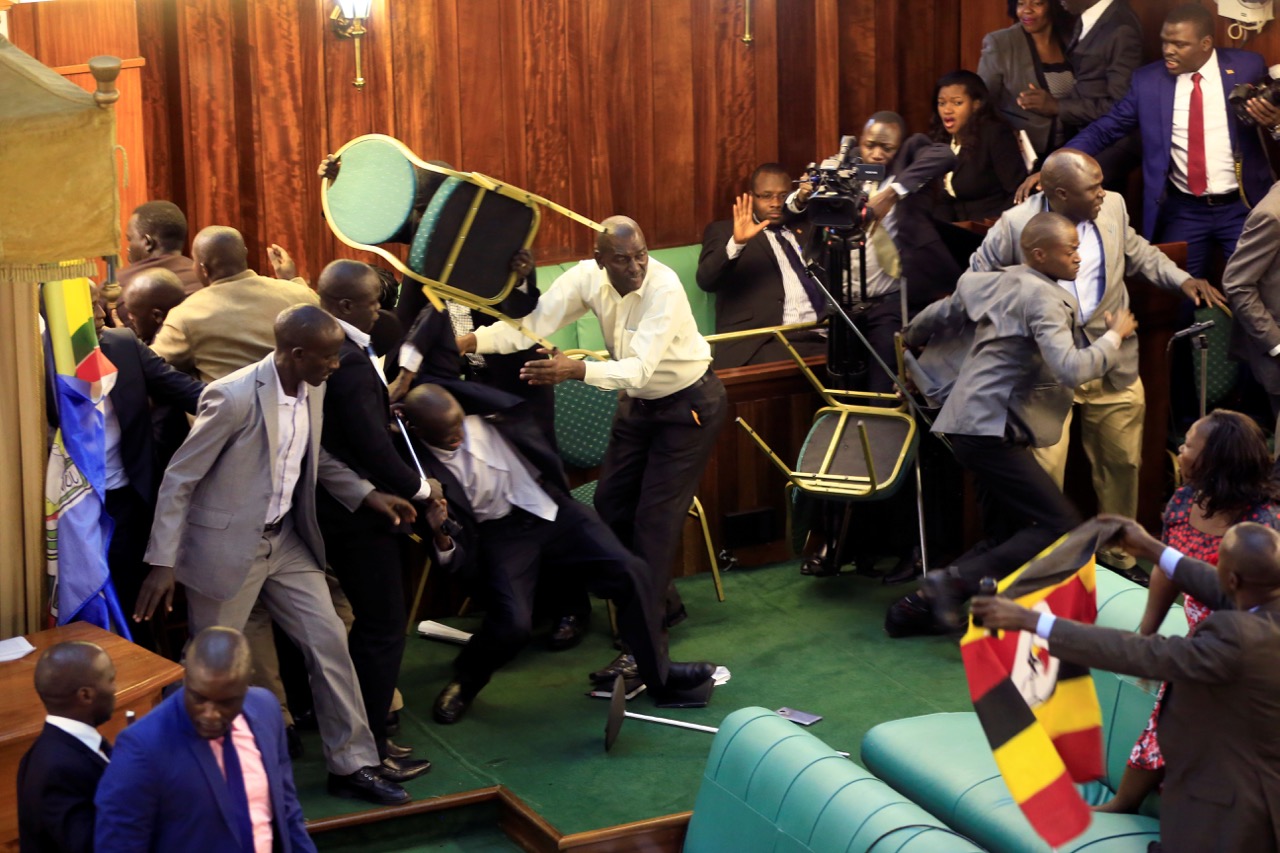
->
[959,2,1011,73]
[751,0,780,173]
[775,0,816,179]
[390,0,462,168]
[704,0,767,224]
[812,0,840,154]
[497,0,529,193]
[835,0,877,138]
[601,0,657,234]
[136,0,185,227]
[562,0,603,260]
[649,0,699,249]
[454,0,511,178]
[688,0,717,229]
[11,0,140,68]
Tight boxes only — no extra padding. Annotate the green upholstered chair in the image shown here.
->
[683,707,985,852]
[860,569,1185,852]
[649,245,716,337]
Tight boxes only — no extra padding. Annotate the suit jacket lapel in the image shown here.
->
[172,695,242,842]
[1160,71,1176,164]
[242,701,285,842]
[1219,51,1241,153]
[255,358,280,469]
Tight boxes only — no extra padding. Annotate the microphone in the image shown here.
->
[1170,319,1214,340]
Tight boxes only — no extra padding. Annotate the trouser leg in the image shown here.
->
[245,601,293,726]
[104,488,158,651]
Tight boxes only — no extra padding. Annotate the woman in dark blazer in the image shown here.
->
[978,0,1077,164]
[930,69,1027,223]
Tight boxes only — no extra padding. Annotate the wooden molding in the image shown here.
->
[304,786,501,834]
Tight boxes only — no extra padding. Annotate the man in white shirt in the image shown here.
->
[458,216,728,630]
[18,641,116,853]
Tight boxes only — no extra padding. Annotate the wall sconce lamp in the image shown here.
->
[330,0,372,89]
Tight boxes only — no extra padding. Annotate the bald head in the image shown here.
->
[122,268,188,343]
[594,216,649,295]
[1020,211,1080,281]
[187,627,252,681]
[1220,523,1280,590]
[183,628,252,740]
[34,641,115,725]
[192,226,249,284]
[273,303,344,388]
[318,259,383,334]
[401,384,465,451]
[1039,149,1105,223]
[275,303,342,352]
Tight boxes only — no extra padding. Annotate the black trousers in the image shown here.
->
[104,487,158,651]
[320,501,406,757]
[948,433,1081,594]
[593,372,728,618]
[455,501,668,693]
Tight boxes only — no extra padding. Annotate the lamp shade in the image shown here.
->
[337,0,372,19]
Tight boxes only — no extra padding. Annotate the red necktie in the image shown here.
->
[1187,72,1207,196]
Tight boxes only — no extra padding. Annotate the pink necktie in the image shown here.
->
[1187,72,1207,196]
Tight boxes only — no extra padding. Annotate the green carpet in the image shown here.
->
[301,561,972,846]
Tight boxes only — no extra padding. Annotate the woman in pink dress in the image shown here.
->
[1097,409,1279,813]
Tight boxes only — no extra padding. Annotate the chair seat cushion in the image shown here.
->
[861,713,1160,852]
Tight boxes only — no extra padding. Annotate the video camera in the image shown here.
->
[1229,64,1280,126]
[802,135,886,231]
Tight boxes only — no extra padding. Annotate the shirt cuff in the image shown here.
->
[785,190,807,212]
[725,237,745,260]
[1035,612,1057,639]
[1102,329,1123,349]
[1269,342,1280,357]
[413,478,432,501]
[435,542,456,566]
[1159,546,1183,579]
[398,344,423,373]
[471,325,496,355]
[581,359,606,387]
[890,181,909,198]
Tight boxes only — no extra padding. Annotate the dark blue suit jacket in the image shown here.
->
[1067,48,1271,239]
[17,724,107,853]
[94,686,315,853]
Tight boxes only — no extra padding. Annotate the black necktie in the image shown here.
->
[767,225,827,315]
[99,738,112,759]
[221,729,256,853]
[1067,19,1083,52]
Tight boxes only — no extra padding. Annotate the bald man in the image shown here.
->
[314,259,437,766]
[971,148,1214,575]
[150,226,318,384]
[119,267,188,345]
[974,517,1280,853]
[141,305,422,804]
[95,628,316,853]
[17,642,116,853]
[458,216,728,657]
[888,212,1137,637]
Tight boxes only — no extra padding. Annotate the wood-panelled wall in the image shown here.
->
[9,0,1280,280]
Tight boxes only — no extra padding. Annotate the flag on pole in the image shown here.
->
[42,275,131,639]
[959,518,1121,848]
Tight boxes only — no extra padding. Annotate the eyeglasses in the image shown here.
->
[752,191,789,201]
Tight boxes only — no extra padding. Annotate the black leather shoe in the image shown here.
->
[548,613,588,651]
[293,708,317,731]
[379,755,432,783]
[432,681,473,725]
[285,725,303,760]
[800,541,830,575]
[589,653,638,684]
[385,710,400,737]
[664,661,716,691]
[921,568,968,631]
[881,548,923,586]
[327,767,410,805]
[663,605,689,629]
[384,739,413,760]
[884,592,949,638]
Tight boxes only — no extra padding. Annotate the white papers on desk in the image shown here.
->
[0,637,36,662]
[417,620,473,645]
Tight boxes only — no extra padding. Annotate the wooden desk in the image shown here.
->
[0,623,183,852]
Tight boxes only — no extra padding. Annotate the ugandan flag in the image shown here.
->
[42,275,130,639]
[960,518,1122,848]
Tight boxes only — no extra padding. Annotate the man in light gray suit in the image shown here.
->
[1223,180,1280,440]
[886,212,1138,637]
[970,149,1221,573]
[137,305,428,805]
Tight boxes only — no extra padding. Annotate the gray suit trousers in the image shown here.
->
[184,516,378,775]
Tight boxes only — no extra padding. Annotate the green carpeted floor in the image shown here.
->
[303,561,973,849]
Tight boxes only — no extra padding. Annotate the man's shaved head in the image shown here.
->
[1039,149,1106,224]
[274,303,345,388]
[187,627,253,681]
[1220,523,1280,589]
[595,216,646,254]
[594,216,649,296]
[191,226,249,284]
[122,268,188,343]
[1021,211,1081,281]
[1039,149,1097,194]
[402,384,466,452]
[1020,211,1077,254]
[33,641,115,725]
[183,628,252,740]
[318,259,383,334]
[275,303,343,352]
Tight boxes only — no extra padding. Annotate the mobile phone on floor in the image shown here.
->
[777,707,822,726]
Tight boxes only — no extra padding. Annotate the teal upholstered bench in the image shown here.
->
[684,707,984,852]
[861,570,1186,852]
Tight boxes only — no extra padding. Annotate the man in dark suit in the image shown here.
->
[95,627,316,853]
[696,163,827,368]
[973,517,1280,853]
[17,641,116,853]
[398,382,717,724]
[118,267,188,346]
[91,284,204,650]
[1064,4,1273,273]
[315,259,436,772]
[118,200,203,296]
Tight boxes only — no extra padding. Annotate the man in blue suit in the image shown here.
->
[1066,3,1276,276]
[94,627,316,853]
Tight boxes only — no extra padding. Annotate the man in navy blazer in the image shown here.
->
[1065,4,1275,275]
[17,641,116,853]
[95,627,316,853]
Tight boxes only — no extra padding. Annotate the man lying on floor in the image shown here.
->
[397,382,718,724]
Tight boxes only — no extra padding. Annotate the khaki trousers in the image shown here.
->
[1032,377,1144,568]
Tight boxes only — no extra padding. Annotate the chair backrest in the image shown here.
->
[553,378,618,469]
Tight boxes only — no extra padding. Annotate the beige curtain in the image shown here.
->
[0,277,47,636]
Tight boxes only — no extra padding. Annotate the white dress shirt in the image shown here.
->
[1077,0,1116,42]
[472,258,711,399]
[427,415,557,523]
[45,715,109,762]
[724,227,818,325]
[264,359,309,525]
[1170,51,1237,195]
[102,395,129,491]
[1059,219,1105,323]
[334,317,433,500]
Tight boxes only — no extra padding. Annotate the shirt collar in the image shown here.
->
[267,356,307,405]
[1184,49,1219,82]
[208,268,258,287]
[1078,0,1115,40]
[335,317,371,350]
[45,715,103,753]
